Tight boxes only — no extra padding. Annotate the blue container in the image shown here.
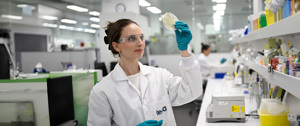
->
[215,73,226,79]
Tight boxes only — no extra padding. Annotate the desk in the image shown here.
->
[196,79,261,126]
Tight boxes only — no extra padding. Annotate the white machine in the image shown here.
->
[206,93,246,123]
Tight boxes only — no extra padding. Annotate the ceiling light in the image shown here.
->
[212,0,227,3]
[76,28,83,31]
[40,15,58,20]
[17,4,35,10]
[81,22,89,26]
[67,5,88,12]
[1,15,23,20]
[91,24,100,28]
[89,11,100,16]
[42,23,57,28]
[65,26,74,30]
[88,29,96,33]
[90,17,100,22]
[147,7,161,14]
[84,29,90,32]
[61,19,77,24]
[212,4,226,11]
[216,10,225,15]
[84,29,96,33]
[139,0,151,7]
[59,25,67,29]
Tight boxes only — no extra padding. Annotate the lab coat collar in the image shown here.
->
[112,62,151,81]
[112,61,150,99]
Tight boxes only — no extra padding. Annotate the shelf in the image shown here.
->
[244,59,300,99]
[232,13,300,44]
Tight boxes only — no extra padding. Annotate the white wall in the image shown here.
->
[0,23,52,60]
[149,53,232,76]
[21,50,95,73]
[149,14,161,36]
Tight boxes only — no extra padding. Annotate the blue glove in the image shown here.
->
[137,120,163,126]
[220,58,227,64]
[175,21,192,51]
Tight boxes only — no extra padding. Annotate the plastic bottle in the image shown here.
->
[286,61,289,75]
[260,13,267,28]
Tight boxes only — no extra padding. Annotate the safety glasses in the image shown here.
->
[118,34,144,43]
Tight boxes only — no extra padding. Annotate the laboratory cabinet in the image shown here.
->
[0,71,98,126]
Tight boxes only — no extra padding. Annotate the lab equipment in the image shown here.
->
[206,93,246,123]
[47,76,76,126]
[234,63,248,85]
[61,62,72,70]
[296,0,300,13]
[137,120,163,126]
[215,73,226,79]
[174,21,192,51]
[33,62,47,73]
[0,40,17,79]
[248,73,258,103]
[162,12,178,31]
[267,0,286,13]
[259,110,289,126]
[281,43,288,57]
[270,58,279,70]
[288,113,300,126]
[268,39,283,60]
[265,0,276,26]
[289,45,300,56]
[0,43,10,79]
[259,98,289,126]
[0,102,35,125]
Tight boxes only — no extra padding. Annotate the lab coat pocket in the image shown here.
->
[151,96,169,125]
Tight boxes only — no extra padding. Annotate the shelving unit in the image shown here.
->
[232,13,300,44]
[244,59,300,99]
[232,13,300,100]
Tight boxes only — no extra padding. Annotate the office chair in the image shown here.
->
[110,61,118,71]
[94,62,108,77]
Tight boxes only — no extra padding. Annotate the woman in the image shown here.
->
[88,19,202,126]
[198,43,211,81]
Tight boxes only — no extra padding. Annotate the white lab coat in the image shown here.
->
[88,54,202,126]
[197,53,212,80]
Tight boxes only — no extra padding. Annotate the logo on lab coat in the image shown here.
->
[156,106,167,115]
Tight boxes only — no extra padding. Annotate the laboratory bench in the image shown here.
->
[196,79,261,126]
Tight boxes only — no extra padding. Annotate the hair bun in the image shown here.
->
[105,29,109,35]
[104,36,109,45]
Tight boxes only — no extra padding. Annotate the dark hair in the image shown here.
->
[201,43,210,53]
[104,19,138,57]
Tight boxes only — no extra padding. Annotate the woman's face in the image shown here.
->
[113,23,145,60]
[203,47,211,56]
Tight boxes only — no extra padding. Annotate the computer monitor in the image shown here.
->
[47,76,74,126]
[0,44,10,79]
[94,62,108,76]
